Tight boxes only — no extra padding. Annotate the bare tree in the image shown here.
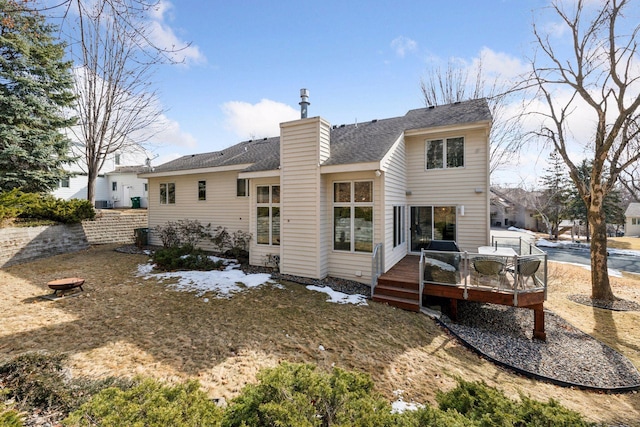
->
[526,0,640,300]
[52,0,170,205]
[420,58,526,175]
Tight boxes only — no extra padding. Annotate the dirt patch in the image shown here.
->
[1,245,640,426]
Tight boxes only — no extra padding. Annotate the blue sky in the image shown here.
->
[72,1,556,185]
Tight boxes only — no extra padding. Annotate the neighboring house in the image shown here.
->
[140,96,492,285]
[490,187,542,231]
[52,144,151,208]
[625,203,640,237]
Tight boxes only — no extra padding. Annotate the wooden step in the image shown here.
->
[374,283,420,300]
[377,277,419,290]
[372,294,420,312]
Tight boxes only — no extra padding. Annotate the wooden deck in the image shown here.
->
[373,255,547,340]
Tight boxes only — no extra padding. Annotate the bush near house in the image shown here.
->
[0,189,95,225]
[152,220,251,271]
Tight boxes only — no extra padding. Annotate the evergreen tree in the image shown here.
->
[0,0,76,193]
[538,150,571,238]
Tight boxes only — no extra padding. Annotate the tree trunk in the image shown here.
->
[588,203,615,301]
[87,166,98,207]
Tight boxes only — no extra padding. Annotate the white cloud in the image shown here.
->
[147,1,205,65]
[149,114,198,148]
[391,36,417,58]
[222,99,300,140]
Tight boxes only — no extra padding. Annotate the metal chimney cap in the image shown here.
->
[299,88,310,119]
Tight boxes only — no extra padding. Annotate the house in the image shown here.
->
[52,144,151,208]
[490,187,542,231]
[625,203,640,237]
[140,94,492,285]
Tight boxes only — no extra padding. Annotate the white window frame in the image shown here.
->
[333,180,374,253]
[256,185,280,246]
[425,136,465,170]
[60,177,70,188]
[198,180,206,201]
[159,182,176,205]
[393,205,405,248]
[237,178,249,197]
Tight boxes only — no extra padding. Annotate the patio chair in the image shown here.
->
[515,257,541,289]
[472,256,506,287]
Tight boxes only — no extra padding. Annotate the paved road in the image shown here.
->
[541,247,640,274]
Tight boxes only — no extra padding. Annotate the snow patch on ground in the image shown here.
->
[137,259,276,298]
[391,390,423,414]
[306,285,368,306]
[507,226,536,235]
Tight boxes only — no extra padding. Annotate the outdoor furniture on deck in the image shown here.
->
[472,256,506,284]
[47,277,85,297]
[514,256,542,289]
[478,246,517,257]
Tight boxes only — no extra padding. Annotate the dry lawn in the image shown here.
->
[1,244,639,426]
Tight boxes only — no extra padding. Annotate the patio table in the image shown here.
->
[478,246,517,256]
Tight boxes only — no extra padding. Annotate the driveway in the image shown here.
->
[491,227,640,274]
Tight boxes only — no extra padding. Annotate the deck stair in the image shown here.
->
[372,256,421,312]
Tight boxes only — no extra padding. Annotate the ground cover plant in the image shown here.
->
[0,244,638,425]
[1,358,589,426]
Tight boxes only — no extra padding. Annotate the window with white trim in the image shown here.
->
[633,218,640,225]
[393,205,405,248]
[59,177,70,188]
[257,185,280,245]
[426,137,464,169]
[198,180,206,201]
[333,181,373,253]
[237,178,249,197]
[159,183,175,204]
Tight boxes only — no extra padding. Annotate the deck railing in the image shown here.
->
[419,243,548,307]
[371,243,384,298]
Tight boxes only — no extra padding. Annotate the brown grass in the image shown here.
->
[608,236,640,251]
[1,244,639,426]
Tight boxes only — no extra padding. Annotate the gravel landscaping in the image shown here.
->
[439,301,640,391]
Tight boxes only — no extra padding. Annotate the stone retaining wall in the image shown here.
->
[0,209,148,267]
[81,209,148,245]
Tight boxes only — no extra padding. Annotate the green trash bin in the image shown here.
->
[131,196,141,208]
[134,227,149,248]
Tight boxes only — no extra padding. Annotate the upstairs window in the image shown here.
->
[115,153,121,165]
[426,137,464,169]
[60,177,70,188]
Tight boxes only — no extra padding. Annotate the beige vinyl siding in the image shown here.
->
[380,135,407,271]
[278,118,330,279]
[405,127,489,252]
[325,170,383,284]
[146,170,250,250]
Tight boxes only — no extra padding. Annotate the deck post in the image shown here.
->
[532,303,546,341]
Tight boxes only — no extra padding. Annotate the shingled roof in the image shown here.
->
[150,98,490,174]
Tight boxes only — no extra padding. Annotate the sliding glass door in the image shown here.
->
[410,206,456,252]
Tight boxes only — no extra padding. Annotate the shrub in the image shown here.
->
[152,246,223,271]
[0,409,24,427]
[0,190,95,224]
[222,362,406,427]
[63,378,223,427]
[436,378,592,426]
[154,219,212,249]
[0,353,132,416]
